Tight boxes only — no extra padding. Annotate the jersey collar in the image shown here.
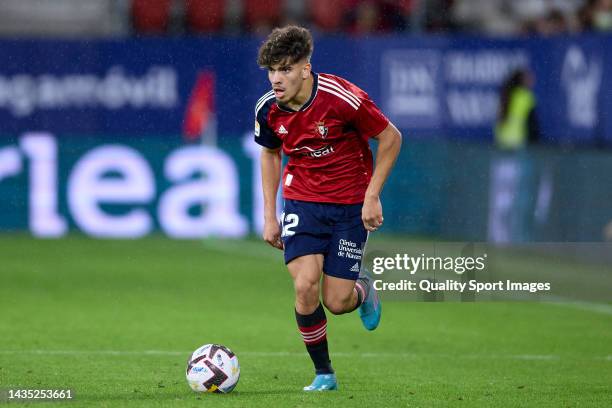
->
[277,72,318,113]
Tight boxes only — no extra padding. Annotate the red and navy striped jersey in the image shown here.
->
[254,72,389,204]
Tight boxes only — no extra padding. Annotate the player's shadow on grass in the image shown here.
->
[227,390,304,396]
[86,389,303,402]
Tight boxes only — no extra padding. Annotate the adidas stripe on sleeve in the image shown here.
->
[254,91,282,149]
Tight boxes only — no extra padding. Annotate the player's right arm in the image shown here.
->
[254,95,284,249]
[261,146,283,250]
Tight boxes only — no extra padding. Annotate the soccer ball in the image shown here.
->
[186,344,240,393]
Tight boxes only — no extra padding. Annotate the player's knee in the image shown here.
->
[294,279,319,304]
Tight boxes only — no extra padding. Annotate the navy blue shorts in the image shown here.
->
[281,199,368,281]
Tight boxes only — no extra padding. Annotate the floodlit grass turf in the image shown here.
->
[0,235,610,407]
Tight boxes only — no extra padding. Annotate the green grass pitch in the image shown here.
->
[0,235,610,407]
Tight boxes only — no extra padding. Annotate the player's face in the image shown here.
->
[267,59,310,105]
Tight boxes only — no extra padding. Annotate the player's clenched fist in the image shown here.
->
[263,220,284,250]
[362,195,383,232]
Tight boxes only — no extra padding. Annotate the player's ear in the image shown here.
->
[302,62,311,79]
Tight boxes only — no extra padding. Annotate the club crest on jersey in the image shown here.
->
[315,121,328,138]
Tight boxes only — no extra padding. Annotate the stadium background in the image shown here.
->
[1,1,611,406]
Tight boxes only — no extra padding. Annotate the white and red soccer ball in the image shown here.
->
[186,344,240,393]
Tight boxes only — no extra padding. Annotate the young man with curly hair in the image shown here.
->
[254,25,402,391]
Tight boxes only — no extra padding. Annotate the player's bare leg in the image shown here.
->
[322,271,381,330]
[287,254,323,314]
[287,255,337,391]
[321,275,360,315]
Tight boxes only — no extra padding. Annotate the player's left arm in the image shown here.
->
[362,122,402,232]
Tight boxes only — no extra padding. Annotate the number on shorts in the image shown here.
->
[281,212,299,237]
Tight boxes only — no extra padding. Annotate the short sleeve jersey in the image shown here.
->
[254,72,389,204]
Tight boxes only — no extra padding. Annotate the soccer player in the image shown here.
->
[254,26,402,391]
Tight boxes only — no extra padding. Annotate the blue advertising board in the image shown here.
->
[0,34,610,143]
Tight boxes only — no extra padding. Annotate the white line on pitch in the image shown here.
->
[545,300,612,316]
[0,349,608,361]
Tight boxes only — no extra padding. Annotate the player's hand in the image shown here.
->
[263,220,284,250]
[362,195,383,232]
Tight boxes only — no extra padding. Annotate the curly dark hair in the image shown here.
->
[257,26,313,68]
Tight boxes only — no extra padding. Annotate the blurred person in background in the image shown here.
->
[525,8,571,35]
[577,0,612,31]
[489,68,541,243]
[495,68,540,150]
[423,0,457,32]
[451,0,586,35]
[344,0,414,34]
[348,0,382,34]
[589,0,612,30]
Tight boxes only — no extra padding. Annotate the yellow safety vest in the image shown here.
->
[494,87,535,150]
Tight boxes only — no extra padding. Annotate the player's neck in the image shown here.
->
[286,75,314,111]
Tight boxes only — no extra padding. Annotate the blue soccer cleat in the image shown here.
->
[358,273,382,331]
[303,373,337,391]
